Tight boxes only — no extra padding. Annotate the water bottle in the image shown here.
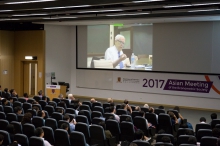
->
[131,53,135,69]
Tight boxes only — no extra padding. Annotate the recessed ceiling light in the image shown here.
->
[5,0,55,4]
[106,13,149,16]
[13,14,48,16]
[163,4,192,8]
[59,17,77,18]
[78,11,99,13]
[43,5,91,9]
[133,0,164,3]
[188,9,219,12]
[0,18,19,21]
[192,2,220,6]
[43,18,59,19]
[0,10,13,12]
[99,9,123,12]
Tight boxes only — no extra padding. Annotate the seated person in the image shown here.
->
[67,94,75,103]
[209,113,217,125]
[134,106,141,112]
[2,98,8,106]
[58,101,67,109]
[9,141,21,146]
[168,112,178,125]
[21,113,32,125]
[188,137,197,145]
[38,90,44,98]
[23,93,29,100]
[63,114,76,132]
[9,97,13,106]
[212,128,220,138]
[107,98,114,104]
[149,107,158,121]
[134,129,149,141]
[90,98,97,103]
[143,104,149,109]
[161,136,171,143]
[34,127,52,146]
[98,121,112,139]
[32,106,40,113]
[37,110,46,123]
[10,89,18,98]
[158,105,164,109]
[6,124,15,142]
[14,106,22,115]
[139,111,153,128]
[42,96,48,103]
[199,117,207,123]
[56,108,64,115]
[173,106,184,124]
[121,103,132,115]
[109,106,120,122]
[58,94,64,99]
[126,117,138,131]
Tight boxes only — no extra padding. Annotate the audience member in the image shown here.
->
[48,102,56,108]
[6,124,15,141]
[90,98,96,103]
[121,103,132,114]
[4,88,11,100]
[21,113,32,125]
[99,121,112,139]
[139,111,152,127]
[14,106,22,115]
[168,112,178,125]
[212,128,220,138]
[0,134,4,146]
[37,110,46,123]
[57,108,64,115]
[143,104,149,109]
[38,90,44,98]
[126,117,138,131]
[42,96,48,103]
[129,143,138,146]
[58,101,67,109]
[23,93,29,100]
[58,94,64,99]
[134,106,141,111]
[67,94,75,103]
[32,106,40,113]
[200,117,206,123]
[149,107,158,121]
[158,105,164,109]
[63,114,76,132]
[210,113,217,125]
[107,98,114,104]
[2,98,8,106]
[61,123,69,132]
[10,89,18,98]
[34,127,52,146]
[161,136,171,143]
[32,101,39,105]
[174,106,184,123]
[9,97,13,106]
[188,137,197,144]
[134,129,149,141]
[109,106,120,122]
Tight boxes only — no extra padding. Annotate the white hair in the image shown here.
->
[68,94,73,99]
[115,34,125,41]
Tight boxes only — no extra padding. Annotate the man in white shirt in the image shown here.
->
[34,127,52,146]
[105,34,128,69]
[109,106,120,122]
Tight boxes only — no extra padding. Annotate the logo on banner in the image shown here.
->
[117,77,140,84]
[205,75,220,95]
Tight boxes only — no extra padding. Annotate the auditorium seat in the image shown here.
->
[78,110,91,124]
[0,119,9,130]
[75,122,90,144]
[13,101,23,108]
[154,108,165,115]
[0,105,3,112]
[44,105,54,116]
[155,142,173,146]
[12,97,18,102]
[42,126,55,145]
[0,112,6,119]
[51,112,63,122]
[91,111,102,119]
[6,113,18,122]
[156,134,175,145]
[177,128,194,138]
[14,134,29,146]
[23,123,35,139]
[11,121,23,134]
[4,106,14,114]
[197,129,212,142]
[17,114,24,122]
[106,119,121,144]
[65,108,76,115]
[33,96,41,102]
[215,124,220,128]
[76,115,89,125]
[116,109,128,116]
[116,104,121,110]
[45,118,57,131]
[92,102,102,110]
[55,107,65,113]
[167,109,179,119]
[29,136,44,146]
[55,129,71,146]
[65,113,75,122]
[61,99,70,108]
[195,123,211,136]
[131,111,141,120]
[27,99,35,104]
[102,103,110,113]
[70,131,88,146]
[79,105,90,111]
[92,117,104,125]
[32,104,42,110]
[93,106,104,115]
[58,120,71,133]
[52,98,61,104]
[0,130,11,145]
[140,107,149,113]
[179,144,197,146]
[18,98,27,103]
[48,101,57,108]
[23,103,32,113]
[120,115,132,123]
[200,136,218,146]
[32,117,45,128]
[104,113,115,121]
[178,135,197,145]
[133,117,150,137]
[39,100,47,110]
[27,109,37,117]
[211,119,220,129]
[145,113,158,127]
[158,114,173,134]
[130,105,136,111]
[90,125,108,146]
[82,101,92,110]
[120,121,135,142]
[132,140,150,146]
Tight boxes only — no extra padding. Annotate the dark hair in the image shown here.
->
[211,113,217,120]
[109,103,115,107]
[158,106,164,109]
[42,96,47,101]
[14,106,22,113]
[38,90,43,95]
[99,121,106,130]
[6,124,15,134]
[161,136,171,143]
[57,108,64,114]
[124,99,129,104]
[9,97,13,101]
[10,89,14,95]
[21,113,32,125]
[158,129,166,134]
[185,129,194,135]
[58,101,66,109]
[32,106,39,112]
[139,111,145,117]
[212,128,220,138]
[168,112,175,119]
[34,127,44,137]
[179,123,188,128]
[48,102,56,108]
[134,129,144,140]
[121,103,126,109]
[149,107,154,113]
[125,116,132,122]
[2,98,7,105]
[61,123,69,130]
[9,142,19,146]
[0,134,3,142]
[23,93,28,98]
[174,106,180,112]
[109,106,115,113]
[200,117,206,122]
[37,110,43,117]
[63,114,70,121]
[188,137,197,144]
[4,88,8,92]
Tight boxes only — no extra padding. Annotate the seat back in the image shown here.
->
[0,105,3,112]
[200,136,218,146]
[27,99,35,104]
[33,104,42,110]
[103,103,110,112]
[131,111,141,120]
[82,101,92,109]
[45,118,57,131]
[27,109,37,117]
[75,122,90,144]
[116,109,128,115]
[44,105,54,116]
[42,126,55,145]
[52,98,61,104]
[195,123,211,135]
[79,105,90,111]
[145,113,158,126]
[90,125,106,146]
[216,124,220,128]
[120,115,132,123]
[211,119,220,129]
[55,129,71,146]
[11,121,23,134]
[17,114,24,122]
[167,109,179,119]
[141,107,149,113]
[29,136,45,146]
[4,106,14,114]
[132,140,150,146]
[197,129,212,142]
[51,112,63,122]
[32,117,45,128]
[92,117,104,125]
[14,134,29,146]
[154,108,165,115]
[18,98,27,103]
[6,113,18,122]
[158,114,173,134]
[39,100,47,110]
[156,134,175,145]
[178,135,197,145]
[0,112,6,119]
[92,102,102,110]
[70,131,87,146]
[0,130,11,145]
[93,106,104,115]
[23,123,35,139]
[106,119,121,143]
[120,121,135,142]
[12,97,18,102]
[33,96,41,102]
[23,103,32,113]
[66,108,76,114]
[76,115,89,125]
[91,111,102,119]
[155,142,173,146]
[13,101,23,108]
[61,99,70,108]
[177,128,194,137]
[133,117,149,136]
[0,119,9,130]
[104,113,115,120]
[58,120,71,133]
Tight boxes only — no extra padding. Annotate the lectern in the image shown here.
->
[46,85,66,100]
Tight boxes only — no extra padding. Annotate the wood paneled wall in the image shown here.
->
[0,30,14,90]
[14,30,45,96]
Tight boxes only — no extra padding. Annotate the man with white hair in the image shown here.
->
[68,94,75,103]
[105,34,128,69]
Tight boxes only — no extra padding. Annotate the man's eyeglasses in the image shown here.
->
[117,40,125,45]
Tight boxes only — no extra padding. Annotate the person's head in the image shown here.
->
[9,141,19,146]
[34,127,44,138]
[109,106,115,113]
[0,134,4,145]
[158,105,164,109]
[200,117,206,123]
[9,97,13,103]
[23,93,28,98]
[135,106,141,111]
[58,94,63,99]
[158,129,166,134]
[42,96,47,101]
[188,137,197,144]
[6,124,15,134]
[139,111,145,117]
[185,129,194,135]
[134,129,144,140]
[168,112,175,119]
[68,94,74,100]
[174,106,180,112]
[115,34,125,51]
[61,123,69,131]
[125,116,132,122]
[63,114,70,122]
[37,110,45,118]
[99,121,106,130]
[21,113,32,125]
[212,128,220,138]
[48,102,56,108]
[10,89,15,94]
[211,113,217,120]
[59,101,66,108]
[4,88,8,92]
[32,106,39,112]
[38,90,43,96]
[129,143,138,146]
[149,107,154,113]
[2,98,8,105]
[109,102,115,107]
[161,136,171,143]
[32,101,38,104]
[124,99,129,105]
[143,104,149,109]
[14,106,22,114]
[121,103,127,110]
[90,98,96,103]
[107,98,113,103]
[57,108,64,114]
[179,123,188,128]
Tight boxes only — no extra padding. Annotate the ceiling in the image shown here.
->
[1,0,220,24]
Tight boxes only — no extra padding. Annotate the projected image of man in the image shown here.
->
[105,34,127,69]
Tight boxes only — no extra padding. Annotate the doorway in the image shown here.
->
[23,61,37,96]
